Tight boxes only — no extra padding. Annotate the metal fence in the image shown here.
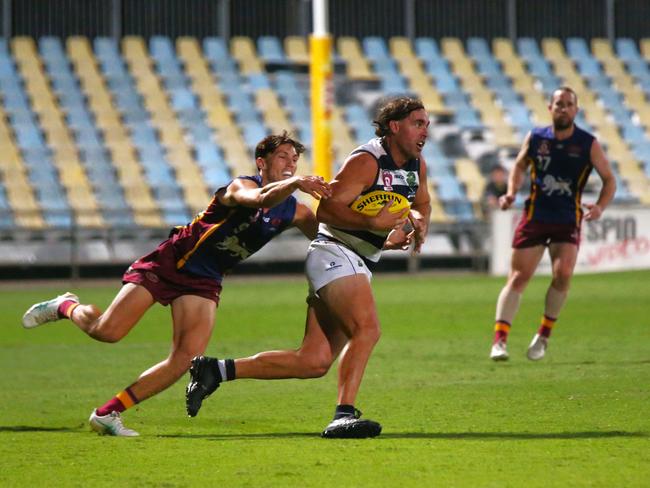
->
[2,0,650,41]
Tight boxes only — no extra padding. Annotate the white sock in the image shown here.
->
[495,284,522,324]
[544,286,568,319]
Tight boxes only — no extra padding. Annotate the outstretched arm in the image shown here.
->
[220,176,331,209]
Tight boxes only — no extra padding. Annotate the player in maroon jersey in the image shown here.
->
[490,87,616,361]
[21,133,331,436]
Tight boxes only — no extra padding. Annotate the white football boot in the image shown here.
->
[89,410,139,437]
[527,334,548,361]
[22,292,79,329]
[490,339,509,361]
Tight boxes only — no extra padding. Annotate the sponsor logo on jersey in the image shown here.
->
[382,171,394,191]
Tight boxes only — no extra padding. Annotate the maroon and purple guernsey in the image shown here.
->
[123,175,298,304]
[523,125,595,225]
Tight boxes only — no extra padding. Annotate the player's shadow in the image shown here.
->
[161,430,648,441]
[0,425,82,433]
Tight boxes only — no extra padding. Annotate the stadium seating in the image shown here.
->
[0,34,649,232]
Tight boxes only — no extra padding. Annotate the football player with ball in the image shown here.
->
[187,96,431,438]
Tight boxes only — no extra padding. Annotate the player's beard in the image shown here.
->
[553,117,573,131]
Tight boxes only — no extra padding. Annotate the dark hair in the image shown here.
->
[373,96,425,137]
[254,131,305,159]
[550,86,578,104]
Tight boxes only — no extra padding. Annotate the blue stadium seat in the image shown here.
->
[257,36,285,63]
[615,38,641,62]
[248,73,271,90]
[242,124,268,148]
[414,38,441,60]
[362,37,389,61]
[203,37,230,61]
[454,107,483,130]
[467,37,491,59]
[517,38,542,60]
[150,36,175,61]
[475,58,502,77]
[435,174,467,202]
[373,58,399,76]
[434,72,461,95]
[621,123,647,145]
[566,37,590,60]
[526,58,554,78]
[203,166,232,189]
[380,74,408,93]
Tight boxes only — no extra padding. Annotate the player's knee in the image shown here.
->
[171,347,200,368]
[299,350,333,378]
[553,269,573,289]
[88,320,125,343]
[355,322,381,345]
[510,271,532,290]
[90,327,124,343]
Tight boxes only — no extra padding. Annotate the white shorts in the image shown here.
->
[305,239,372,295]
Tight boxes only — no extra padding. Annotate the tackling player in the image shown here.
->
[21,132,331,436]
[186,96,431,438]
[490,86,616,361]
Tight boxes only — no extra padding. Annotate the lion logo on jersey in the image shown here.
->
[541,174,572,196]
[214,236,251,259]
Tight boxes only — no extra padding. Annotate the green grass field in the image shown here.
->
[1,271,649,487]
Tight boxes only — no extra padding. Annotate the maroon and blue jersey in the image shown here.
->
[170,175,297,280]
[524,125,594,225]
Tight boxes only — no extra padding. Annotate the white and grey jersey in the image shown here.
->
[318,137,421,262]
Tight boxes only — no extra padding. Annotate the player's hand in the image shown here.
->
[498,194,515,210]
[370,200,408,231]
[295,176,332,200]
[408,209,427,254]
[583,203,603,221]
[384,226,414,250]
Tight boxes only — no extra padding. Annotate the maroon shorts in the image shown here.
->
[122,239,222,306]
[512,217,580,248]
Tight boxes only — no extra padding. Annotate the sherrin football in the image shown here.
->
[350,190,411,217]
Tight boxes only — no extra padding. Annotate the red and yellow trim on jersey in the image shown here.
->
[526,157,537,221]
[574,164,592,223]
[175,211,233,269]
[494,321,511,333]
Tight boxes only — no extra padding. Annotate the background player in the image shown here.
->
[21,132,331,436]
[490,86,616,361]
[186,96,431,438]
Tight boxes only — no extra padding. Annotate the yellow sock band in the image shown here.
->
[541,316,557,329]
[62,302,79,319]
[116,389,136,409]
[495,321,511,333]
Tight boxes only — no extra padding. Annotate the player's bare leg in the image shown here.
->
[491,245,546,360]
[317,274,382,438]
[234,298,347,379]
[528,243,578,360]
[130,294,216,402]
[70,284,155,342]
[186,297,347,417]
[91,294,216,436]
